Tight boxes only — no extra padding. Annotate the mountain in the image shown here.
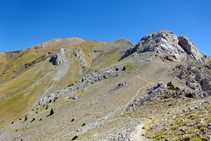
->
[0,30,211,141]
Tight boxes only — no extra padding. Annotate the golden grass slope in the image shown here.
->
[0,37,133,129]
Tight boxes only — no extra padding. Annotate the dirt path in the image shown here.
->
[121,75,154,140]
[121,75,154,117]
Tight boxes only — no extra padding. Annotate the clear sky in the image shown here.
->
[0,0,211,56]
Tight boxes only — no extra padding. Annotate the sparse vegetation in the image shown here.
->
[11,121,14,124]
[39,118,42,121]
[46,105,48,110]
[167,81,180,91]
[186,93,194,98]
[122,66,126,71]
[31,118,35,122]
[82,123,86,126]
[50,108,54,116]
[72,135,78,140]
[71,118,75,122]
[24,115,28,121]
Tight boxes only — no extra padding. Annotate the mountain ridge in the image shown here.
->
[1,30,211,141]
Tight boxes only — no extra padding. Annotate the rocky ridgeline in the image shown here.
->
[121,30,210,63]
[59,65,126,96]
[176,64,211,98]
[33,65,126,111]
[126,78,211,112]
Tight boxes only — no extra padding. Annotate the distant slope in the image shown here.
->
[0,37,133,129]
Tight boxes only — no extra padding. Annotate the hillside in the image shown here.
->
[0,30,211,141]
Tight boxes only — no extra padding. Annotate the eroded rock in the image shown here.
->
[178,36,203,62]
[49,48,70,65]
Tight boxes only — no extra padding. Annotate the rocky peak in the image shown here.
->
[120,30,206,63]
[49,48,70,65]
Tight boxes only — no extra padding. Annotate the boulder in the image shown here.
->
[178,36,203,62]
[186,75,201,90]
[49,48,70,65]
[201,78,211,91]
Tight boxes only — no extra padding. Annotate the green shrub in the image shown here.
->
[167,81,175,90]
[24,115,28,121]
[71,118,75,122]
[174,87,180,91]
[167,82,180,91]
[186,93,194,98]
[122,66,126,71]
[72,135,78,140]
[50,108,54,115]
[82,123,86,126]
[39,118,42,121]
[31,118,35,122]
[46,105,48,110]
[12,121,14,124]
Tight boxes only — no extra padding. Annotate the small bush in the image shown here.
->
[82,123,86,126]
[39,118,42,121]
[50,108,54,116]
[68,83,74,87]
[46,105,48,110]
[115,68,119,71]
[25,115,28,121]
[16,129,18,132]
[71,118,75,122]
[49,100,52,103]
[174,87,180,91]
[167,82,180,91]
[12,121,14,124]
[122,66,126,71]
[31,118,35,122]
[72,135,78,140]
[19,118,22,120]
[186,93,194,98]
[167,81,175,90]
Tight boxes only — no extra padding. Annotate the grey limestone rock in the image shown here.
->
[178,36,204,62]
[186,75,202,90]
[72,49,88,66]
[201,78,211,92]
[49,48,70,65]
[121,30,186,60]
[34,93,59,111]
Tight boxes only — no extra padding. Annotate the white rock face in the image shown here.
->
[178,36,203,62]
[49,48,70,65]
[121,30,206,62]
[123,30,186,60]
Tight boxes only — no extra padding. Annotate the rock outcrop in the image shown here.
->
[121,30,186,60]
[72,48,88,66]
[176,64,211,97]
[120,30,207,63]
[49,48,70,65]
[33,93,59,111]
[178,36,203,62]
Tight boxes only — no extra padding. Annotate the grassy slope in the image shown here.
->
[0,38,132,130]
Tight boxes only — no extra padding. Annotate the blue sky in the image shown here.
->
[0,0,211,56]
